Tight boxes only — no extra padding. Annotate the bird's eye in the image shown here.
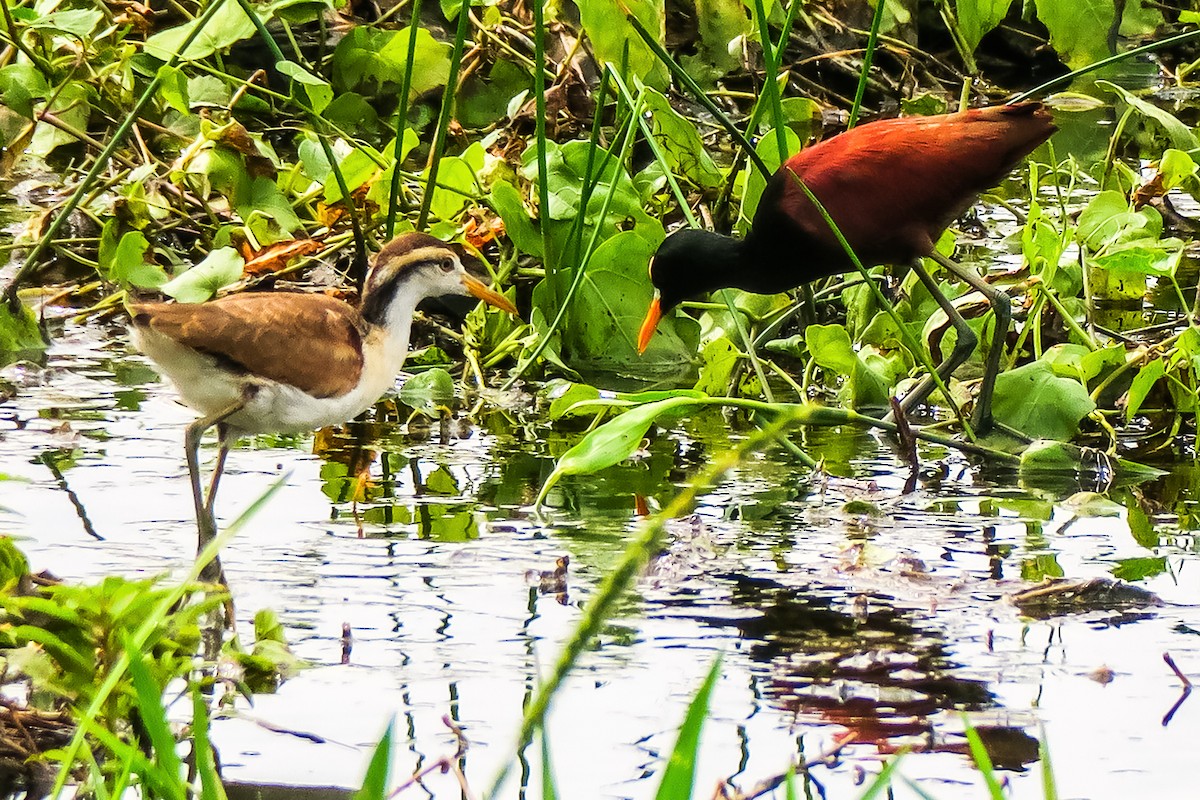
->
[440,259,455,273]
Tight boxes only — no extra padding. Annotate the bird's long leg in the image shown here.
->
[184,402,243,585]
[891,261,979,421]
[203,422,231,519]
[929,250,1011,433]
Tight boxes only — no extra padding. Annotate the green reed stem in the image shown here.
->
[608,70,776,402]
[566,69,613,277]
[624,10,771,180]
[385,0,424,239]
[499,75,643,392]
[847,0,884,128]
[533,0,553,277]
[742,0,802,139]
[751,0,787,159]
[417,0,472,230]
[1012,28,1200,104]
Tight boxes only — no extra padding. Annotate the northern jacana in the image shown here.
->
[130,232,518,579]
[638,102,1056,431]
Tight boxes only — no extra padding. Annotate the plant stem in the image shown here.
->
[417,0,472,230]
[385,0,424,239]
[848,0,885,128]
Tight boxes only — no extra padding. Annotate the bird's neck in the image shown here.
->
[362,278,423,370]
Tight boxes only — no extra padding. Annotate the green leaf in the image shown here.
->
[240,177,304,242]
[332,27,451,98]
[1034,0,1119,68]
[546,381,601,419]
[161,248,244,303]
[0,299,46,354]
[398,368,455,415]
[425,155,476,221]
[1076,191,1160,251]
[9,625,93,675]
[535,396,702,508]
[956,0,1012,52]
[1042,343,1124,386]
[993,361,1096,441]
[27,8,103,37]
[654,655,722,800]
[144,2,258,61]
[1125,493,1158,548]
[1091,241,1181,278]
[110,231,169,289]
[739,127,800,231]
[490,180,541,257]
[321,143,383,204]
[354,721,394,800]
[576,0,668,88]
[0,537,29,591]
[276,60,333,114]
[693,337,740,395]
[680,0,751,83]
[1063,491,1123,517]
[641,88,724,191]
[1111,556,1167,581]
[532,229,699,382]
[0,63,48,118]
[804,323,895,409]
[1158,149,1198,191]
[1096,80,1199,151]
[156,65,190,113]
[805,324,856,373]
[30,81,93,157]
[1126,357,1165,419]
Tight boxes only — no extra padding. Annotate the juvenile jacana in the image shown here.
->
[130,233,518,578]
[638,102,1056,431]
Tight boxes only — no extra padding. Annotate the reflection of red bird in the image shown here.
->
[639,103,1056,431]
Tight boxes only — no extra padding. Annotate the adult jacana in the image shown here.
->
[638,102,1056,431]
[130,232,518,580]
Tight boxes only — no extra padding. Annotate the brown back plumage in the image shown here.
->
[130,292,368,398]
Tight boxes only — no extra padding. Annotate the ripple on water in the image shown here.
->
[1,322,1198,799]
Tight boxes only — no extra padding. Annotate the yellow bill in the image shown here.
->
[637,295,662,354]
[462,274,519,315]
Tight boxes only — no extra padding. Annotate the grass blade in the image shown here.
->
[125,634,186,800]
[847,0,885,128]
[192,688,228,800]
[540,730,559,800]
[962,717,1005,800]
[49,475,288,799]
[354,720,395,800]
[533,0,553,277]
[653,655,722,800]
[417,0,473,230]
[385,0,425,238]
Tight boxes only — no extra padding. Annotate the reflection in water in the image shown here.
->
[1,322,1198,798]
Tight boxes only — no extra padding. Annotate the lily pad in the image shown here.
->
[993,360,1095,441]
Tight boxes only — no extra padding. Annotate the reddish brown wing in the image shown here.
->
[131,293,367,398]
[777,103,1056,264]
